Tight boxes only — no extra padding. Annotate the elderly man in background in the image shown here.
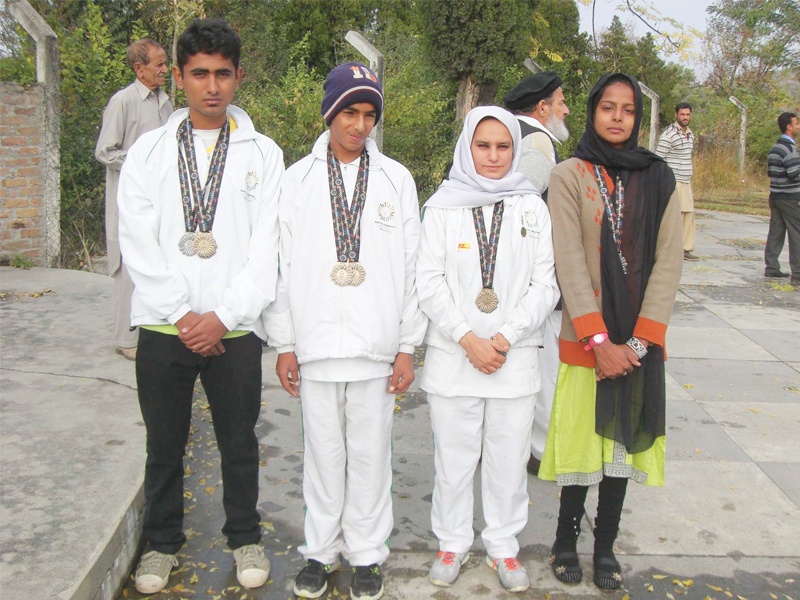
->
[96,38,173,360]
[503,71,570,476]
[657,102,697,262]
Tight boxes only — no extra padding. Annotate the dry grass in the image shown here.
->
[692,147,770,216]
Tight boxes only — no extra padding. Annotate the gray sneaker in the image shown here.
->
[486,556,530,593]
[429,551,470,586]
[134,550,178,594]
[233,544,270,589]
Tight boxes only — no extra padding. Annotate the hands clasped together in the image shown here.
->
[459,331,511,375]
[592,337,650,381]
[176,311,228,357]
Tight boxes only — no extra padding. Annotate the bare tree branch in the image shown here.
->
[624,0,681,50]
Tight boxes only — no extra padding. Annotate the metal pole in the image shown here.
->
[638,82,660,152]
[523,58,544,74]
[345,31,385,152]
[729,96,748,174]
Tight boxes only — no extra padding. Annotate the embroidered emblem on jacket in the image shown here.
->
[245,171,259,192]
[378,202,394,222]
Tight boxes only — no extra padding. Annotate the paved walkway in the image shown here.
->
[1,210,799,600]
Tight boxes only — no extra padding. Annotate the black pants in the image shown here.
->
[765,193,800,276]
[136,329,263,554]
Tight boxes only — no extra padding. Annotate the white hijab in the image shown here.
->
[424,106,538,209]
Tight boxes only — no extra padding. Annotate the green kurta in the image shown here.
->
[539,363,666,487]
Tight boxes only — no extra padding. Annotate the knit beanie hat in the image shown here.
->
[321,62,383,125]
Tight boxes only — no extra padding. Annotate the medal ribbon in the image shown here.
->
[176,116,231,233]
[471,201,505,289]
[592,165,627,274]
[326,147,370,262]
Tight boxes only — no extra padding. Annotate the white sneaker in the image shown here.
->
[134,550,178,594]
[486,556,529,593]
[233,544,270,589]
[429,551,470,586]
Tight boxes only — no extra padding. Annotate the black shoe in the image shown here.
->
[350,564,384,600]
[526,454,540,476]
[550,542,583,584]
[683,251,699,261]
[593,554,623,590]
[293,559,340,599]
[765,269,790,278]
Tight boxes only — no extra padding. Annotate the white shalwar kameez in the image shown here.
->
[264,131,426,567]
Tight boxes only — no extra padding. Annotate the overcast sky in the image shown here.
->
[577,0,715,76]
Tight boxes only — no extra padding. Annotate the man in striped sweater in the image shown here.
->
[765,112,800,283]
[657,103,697,261]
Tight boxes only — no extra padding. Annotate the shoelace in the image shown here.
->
[236,545,262,570]
[503,558,521,571]
[139,550,178,572]
[437,551,456,566]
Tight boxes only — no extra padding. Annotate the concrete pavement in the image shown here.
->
[1,210,799,600]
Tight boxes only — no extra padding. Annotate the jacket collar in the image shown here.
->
[516,114,561,144]
[311,130,383,170]
[134,78,169,109]
[164,105,257,142]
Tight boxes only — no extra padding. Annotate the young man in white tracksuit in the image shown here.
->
[264,62,426,600]
[118,19,281,595]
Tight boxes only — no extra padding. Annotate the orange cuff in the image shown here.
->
[633,317,668,347]
[572,312,607,342]
[559,338,596,368]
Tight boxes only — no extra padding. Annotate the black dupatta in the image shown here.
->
[574,73,676,454]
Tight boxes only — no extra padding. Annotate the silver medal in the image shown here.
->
[179,232,196,256]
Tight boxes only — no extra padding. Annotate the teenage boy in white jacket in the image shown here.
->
[118,19,282,595]
[265,62,426,600]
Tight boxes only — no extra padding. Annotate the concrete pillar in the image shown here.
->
[345,31,385,152]
[729,96,748,175]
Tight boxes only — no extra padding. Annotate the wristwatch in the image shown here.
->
[584,332,609,351]
[626,337,648,359]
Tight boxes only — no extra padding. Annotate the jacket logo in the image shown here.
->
[378,202,394,222]
[245,171,259,192]
[523,209,539,232]
[458,243,471,250]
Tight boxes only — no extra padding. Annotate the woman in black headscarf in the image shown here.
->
[537,73,683,590]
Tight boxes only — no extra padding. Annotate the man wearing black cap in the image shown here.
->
[503,71,570,202]
[503,71,570,477]
[265,62,426,600]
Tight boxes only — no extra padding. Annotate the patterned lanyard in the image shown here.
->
[176,116,230,233]
[326,147,369,263]
[471,201,505,289]
[592,164,628,274]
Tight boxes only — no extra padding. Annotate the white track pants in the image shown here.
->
[532,310,562,459]
[299,377,394,566]
[428,393,535,559]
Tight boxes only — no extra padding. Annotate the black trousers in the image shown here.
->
[136,329,263,554]
[765,193,800,276]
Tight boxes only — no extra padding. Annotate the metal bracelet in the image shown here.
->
[626,337,648,359]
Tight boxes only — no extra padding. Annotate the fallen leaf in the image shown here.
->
[205,487,215,494]
[707,584,723,592]
[770,594,778,599]
[654,574,668,580]
[190,572,198,584]
[747,408,762,414]
[667,594,675,600]
[684,383,694,389]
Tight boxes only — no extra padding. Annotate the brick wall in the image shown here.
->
[0,81,45,266]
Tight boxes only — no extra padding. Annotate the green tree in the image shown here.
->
[418,0,536,126]
[705,0,800,95]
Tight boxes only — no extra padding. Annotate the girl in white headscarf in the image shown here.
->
[416,106,559,593]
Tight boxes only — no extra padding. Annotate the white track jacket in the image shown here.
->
[118,106,283,339]
[417,196,559,355]
[264,131,426,365]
